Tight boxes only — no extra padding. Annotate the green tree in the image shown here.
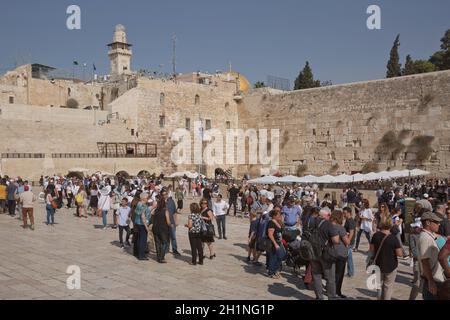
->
[386,34,402,78]
[429,29,450,70]
[294,61,321,90]
[404,55,436,75]
[403,55,415,75]
[254,81,266,88]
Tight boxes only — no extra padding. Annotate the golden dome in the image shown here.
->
[228,71,250,92]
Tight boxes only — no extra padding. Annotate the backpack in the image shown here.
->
[300,218,326,262]
[75,193,84,204]
[246,195,254,205]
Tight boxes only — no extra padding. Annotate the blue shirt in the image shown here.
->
[134,203,151,225]
[282,205,302,226]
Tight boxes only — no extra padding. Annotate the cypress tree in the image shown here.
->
[386,34,402,78]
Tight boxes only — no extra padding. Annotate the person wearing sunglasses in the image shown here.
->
[200,199,216,259]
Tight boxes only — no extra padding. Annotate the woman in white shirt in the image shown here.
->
[98,186,111,230]
[355,199,373,251]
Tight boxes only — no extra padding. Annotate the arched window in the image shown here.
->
[160,93,165,105]
[195,95,200,105]
[225,102,229,108]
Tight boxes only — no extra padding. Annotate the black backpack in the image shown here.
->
[300,217,326,262]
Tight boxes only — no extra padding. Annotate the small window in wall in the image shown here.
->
[68,88,71,96]
[185,118,191,130]
[225,102,229,108]
[226,121,231,129]
[131,129,135,136]
[9,96,14,104]
[159,115,165,128]
[313,129,316,136]
[195,95,200,105]
[160,93,165,105]
[205,119,211,130]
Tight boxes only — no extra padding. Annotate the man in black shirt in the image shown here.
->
[343,207,356,277]
[346,188,357,217]
[227,184,240,216]
[310,207,340,300]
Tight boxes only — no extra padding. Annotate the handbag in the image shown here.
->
[51,200,58,210]
[366,234,388,269]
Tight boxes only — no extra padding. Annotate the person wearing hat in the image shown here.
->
[19,185,36,230]
[418,211,446,300]
[408,218,423,300]
[98,185,112,230]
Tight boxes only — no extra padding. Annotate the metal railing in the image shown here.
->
[1,153,45,159]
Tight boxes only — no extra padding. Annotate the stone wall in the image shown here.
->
[237,70,450,177]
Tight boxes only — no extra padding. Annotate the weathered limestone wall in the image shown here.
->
[110,78,240,177]
[238,70,450,177]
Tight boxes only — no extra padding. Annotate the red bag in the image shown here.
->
[246,195,254,205]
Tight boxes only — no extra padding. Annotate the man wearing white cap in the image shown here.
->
[408,218,422,300]
[418,211,446,300]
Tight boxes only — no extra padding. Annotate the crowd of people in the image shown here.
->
[1,173,449,300]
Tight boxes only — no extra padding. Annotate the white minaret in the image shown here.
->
[107,24,133,75]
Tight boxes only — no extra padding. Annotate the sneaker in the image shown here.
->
[30,225,35,231]
[120,245,125,249]
[173,251,181,256]
[223,236,227,240]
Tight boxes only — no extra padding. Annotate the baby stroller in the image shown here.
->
[282,229,309,274]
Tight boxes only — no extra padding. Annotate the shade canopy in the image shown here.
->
[247,175,280,184]
[168,171,199,179]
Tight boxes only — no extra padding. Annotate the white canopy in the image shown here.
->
[277,175,303,183]
[168,171,199,179]
[333,174,353,183]
[297,175,318,183]
[409,169,430,177]
[247,175,280,184]
[315,175,336,184]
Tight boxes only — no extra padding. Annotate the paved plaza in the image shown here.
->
[0,195,416,300]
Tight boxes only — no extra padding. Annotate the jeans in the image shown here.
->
[8,200,16,215]
[346,245,354,277]
[267,245,286,276]
[355,229,371,250]
[227,199,237,216]
[312,257,336,299]
[46,204,55,225]
[377,269,397,300]
[102,210,108,227]
[422,278,442,300]
[188,233,204,264]
[0,199,6,212]
[154,231,169,262]
[167,226,178,253]
[216,215,226,238]
[118,225,130,245]
[409,259,421,300]
[137,224,147,260]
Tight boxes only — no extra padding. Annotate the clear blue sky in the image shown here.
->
[0,0,448,86]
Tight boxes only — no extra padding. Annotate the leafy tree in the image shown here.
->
[294,61,321,90]
[254,81,266,88]
[403,55,415,75]
[321,80,333,87]
[403,56,436,75]
[386,34,402,78]
[429,29,450,70]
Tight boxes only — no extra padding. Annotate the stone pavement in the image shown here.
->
[0,197,417,300]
